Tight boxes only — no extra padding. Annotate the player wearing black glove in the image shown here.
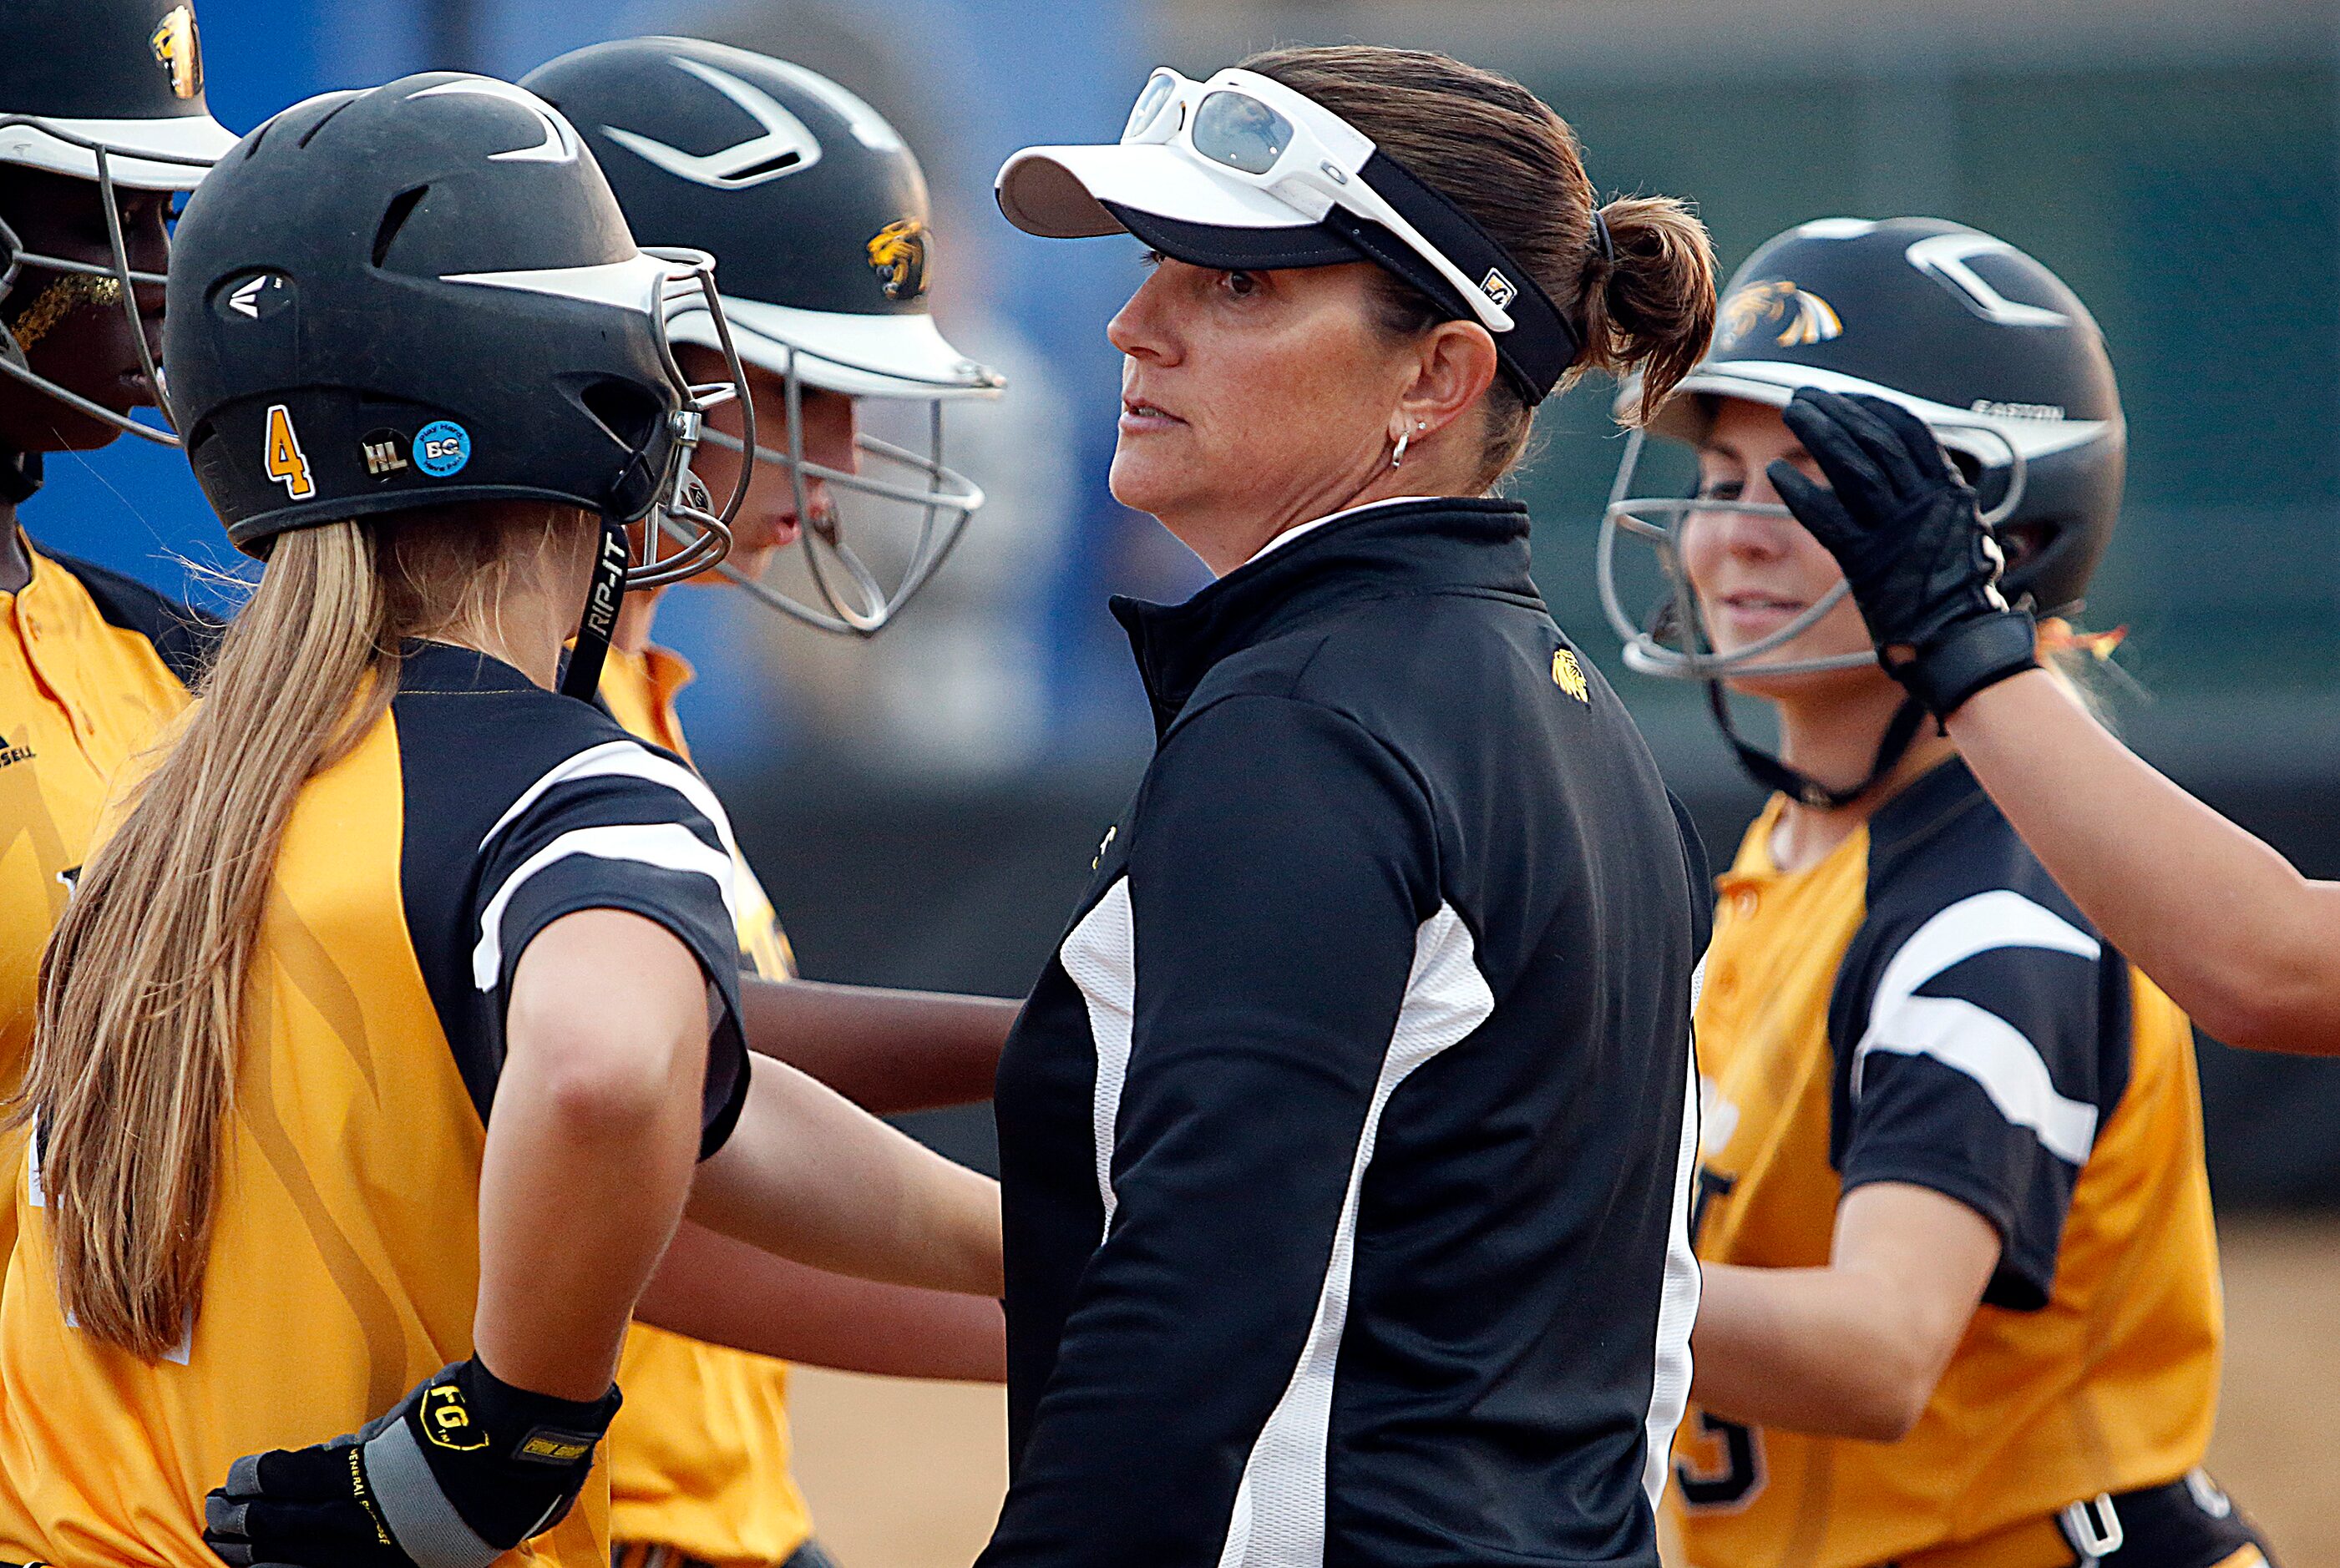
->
[203,1358,620,1568]
[1764,386,2340,1060]
[1769,387,2041,721]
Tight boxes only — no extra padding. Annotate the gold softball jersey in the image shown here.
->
[0,642,749,1568]
[0,539,210,1267]
[1671,761,2226,1568]
[599,642,814,1568]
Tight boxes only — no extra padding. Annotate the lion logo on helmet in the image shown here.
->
[1718,279,1841,351]
[866,218,929,303]
[150,4,204,100]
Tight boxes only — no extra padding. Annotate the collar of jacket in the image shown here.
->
[1110,496,1537,738]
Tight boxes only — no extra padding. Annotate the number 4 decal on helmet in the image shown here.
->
[263,403,314,499]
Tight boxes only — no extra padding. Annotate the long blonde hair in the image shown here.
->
[24,501,585,1359]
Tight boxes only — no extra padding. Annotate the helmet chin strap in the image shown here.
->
[1706,680,1929,812]
[0,446,40,504]
[560,512,631,703]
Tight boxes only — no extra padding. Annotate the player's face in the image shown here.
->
[0,165,170,453]
[671,343,858,587]
[1105,255,1412,539]
[1679,397,1889,700]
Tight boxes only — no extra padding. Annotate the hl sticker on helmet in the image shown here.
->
[150,4,203,100]
[867,218,929,301]
[361,428,410,477]
[261,404,313,500]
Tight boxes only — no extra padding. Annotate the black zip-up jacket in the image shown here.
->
[984,498,1709,1568]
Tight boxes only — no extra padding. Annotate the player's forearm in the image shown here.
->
[1690,1262,1948,1442]
[636,1221,1005,1379]
[476,1026,704,1399]
[742,976,1017,1113]
[688,1054,1003,1297]
[477,913,714,1400]
[1948,670,2340,1053]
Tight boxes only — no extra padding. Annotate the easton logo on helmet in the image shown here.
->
[150,5,203,100]
[1718,279,1842,350]
[866,219,929,301]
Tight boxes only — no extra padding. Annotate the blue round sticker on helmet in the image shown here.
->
[414,420,471,478]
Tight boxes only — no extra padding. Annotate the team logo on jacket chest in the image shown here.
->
[1552,648,1591,702]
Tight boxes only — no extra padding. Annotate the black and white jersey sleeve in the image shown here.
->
[464,735,751,1155]
[984,691,1447,1565]
[1827,762,2133,1309]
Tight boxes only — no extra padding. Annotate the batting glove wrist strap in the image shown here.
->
[1892,609,2039,723]
[205,1357,620,1568]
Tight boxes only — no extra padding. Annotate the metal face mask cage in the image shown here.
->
[692,344,990,638]
[0,116,215,446]
[1598,414,2027,681]
[636,245,753,589]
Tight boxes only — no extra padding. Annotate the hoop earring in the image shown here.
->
[1390,420,1425,470]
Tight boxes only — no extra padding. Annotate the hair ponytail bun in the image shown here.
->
[1581,197,1718,426]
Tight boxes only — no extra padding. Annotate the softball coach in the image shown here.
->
[982,44,1718,1568]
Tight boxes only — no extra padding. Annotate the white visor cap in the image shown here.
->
[995,139,1320,240]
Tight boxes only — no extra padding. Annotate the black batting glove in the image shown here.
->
[1770,387,2040,720]
[203,1357,620,1568]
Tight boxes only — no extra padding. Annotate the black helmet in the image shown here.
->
[1603,215,2125,683]
[166,72,754,695]
[0,0,236,460]
[1600,217,2125,810]
[524,37,1001,636]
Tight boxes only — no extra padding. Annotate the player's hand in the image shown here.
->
[202,1357,620,1568]
[1770,387,2039,720]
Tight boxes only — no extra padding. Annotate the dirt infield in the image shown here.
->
[786,1214,2337,1567]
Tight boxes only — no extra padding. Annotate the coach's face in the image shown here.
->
[1679,397,1887,701]
[1106,255,1423,570]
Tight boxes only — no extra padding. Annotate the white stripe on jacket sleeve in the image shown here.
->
[1060,878,1137,1236]
[1216,902,1495,1568]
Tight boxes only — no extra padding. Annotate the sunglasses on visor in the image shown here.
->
[1118,67,1520,335]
